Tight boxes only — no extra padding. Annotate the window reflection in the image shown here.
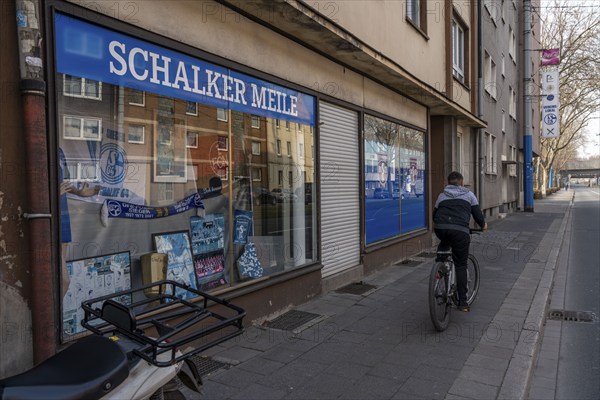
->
[364,115,426,244]
[57,75,317,300]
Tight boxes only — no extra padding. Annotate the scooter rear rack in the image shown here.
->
[82,280,245,367]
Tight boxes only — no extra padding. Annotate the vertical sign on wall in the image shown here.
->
[541,69,560,138]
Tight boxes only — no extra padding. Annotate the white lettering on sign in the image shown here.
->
[107,40,299,117]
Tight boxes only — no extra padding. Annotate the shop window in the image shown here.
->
[63,74,101,100]
[63,116,101,141]
[128,124,145,144]
[364,114,426,244]
[54,13,316,341]
[128,89,145,106]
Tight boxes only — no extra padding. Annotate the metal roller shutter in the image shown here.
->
[319,102,360,278]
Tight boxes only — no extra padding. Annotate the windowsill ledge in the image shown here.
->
[405,17,430,41]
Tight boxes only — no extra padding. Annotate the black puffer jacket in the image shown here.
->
[433,185,485,234]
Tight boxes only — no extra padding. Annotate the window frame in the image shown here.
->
[251,140,261,155]
[216,108,228,122]
[185,101,198,116]
[251,115,260,129]
[63,115,102,141]
[128,89,145,106]
[276,139,282,156]
[127,124,145,144]
[186,130,199,148]
[251,168,262,182]
[286,141,292,157]
[63,74,102,100]
[406,0,428,35]
[485,132,498,175]
[452,18,467,83]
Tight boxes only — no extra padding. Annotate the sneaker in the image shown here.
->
[457,301,470,312]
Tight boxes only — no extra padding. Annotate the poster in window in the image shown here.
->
[190,214,225,255]
[62,251,131,338]
[153,230,197,299]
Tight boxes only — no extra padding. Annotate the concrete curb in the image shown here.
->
[497,193,574,399]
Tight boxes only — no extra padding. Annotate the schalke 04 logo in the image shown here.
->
[100,143,128,185]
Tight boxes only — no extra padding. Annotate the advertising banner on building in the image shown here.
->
[542,69,560,138]
[54,13,315,126]
[541,48,560,66]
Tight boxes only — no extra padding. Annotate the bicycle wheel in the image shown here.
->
[465,255,480,305]
[429,262,451,331]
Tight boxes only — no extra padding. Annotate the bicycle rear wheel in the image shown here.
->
[465,255,480,305]
[429,262,451,331]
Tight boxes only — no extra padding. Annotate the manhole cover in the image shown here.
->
[336,282,377,295]
[547,309,596,323]
[188,355,229,376]
[265,310,322,330]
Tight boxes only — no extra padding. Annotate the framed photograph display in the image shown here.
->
[190,214,227,291]
[62,251,131,338]
[153,230,197,299]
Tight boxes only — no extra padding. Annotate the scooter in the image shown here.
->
[0,280,246,400]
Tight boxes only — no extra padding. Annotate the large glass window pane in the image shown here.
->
[364,115,426,243]
[364,115,401,244]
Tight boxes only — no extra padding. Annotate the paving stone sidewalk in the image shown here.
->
[195,191,573,400]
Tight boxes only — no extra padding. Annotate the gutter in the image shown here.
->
[476,0,485,208]
[15,0,56,362]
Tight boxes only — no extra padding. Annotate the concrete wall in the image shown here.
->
[0,0,33,378]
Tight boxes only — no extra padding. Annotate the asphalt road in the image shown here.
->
[556,185,600,399]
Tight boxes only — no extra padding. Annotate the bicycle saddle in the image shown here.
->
[0,334,129,400]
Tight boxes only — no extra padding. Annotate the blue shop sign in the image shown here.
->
[54,13,315,126]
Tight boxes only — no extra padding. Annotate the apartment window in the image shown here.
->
[484,0,498,24]
[186,131,199,148]
[251,141,261,155]
[501,0,506,22]
[252,168,262,181]
[286,141,292,157]
[456,133,463,173]
[128,124,145,144]
[484,52,497,100]
[310,126,314,135]
[406,0,426,32]
[509,26,516,62]
[285,120,290,130]
[278,170,283,186]
[288,171,293,186]
[63,116,101,141]
[275,119,280,128]
[217,136,228,151]
[63,75,101,100]
[502,110,506,133]
[186,101,197,116]
[276,139,282,156]
[128,89,145,106]
[217,108,228,122]
[501,54,506,77]
[251,115,260,129]
[452,19,466,83]
[299,143,304,159]
[311,145,315,160]
[510,88,517,120]
[485,133,497,174]
[509,145,517,177]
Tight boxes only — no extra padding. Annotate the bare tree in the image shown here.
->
[537,1,600,193]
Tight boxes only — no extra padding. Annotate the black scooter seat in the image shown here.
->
[0,335,129,400]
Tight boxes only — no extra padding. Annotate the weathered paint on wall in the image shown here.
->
[0,0,33,378]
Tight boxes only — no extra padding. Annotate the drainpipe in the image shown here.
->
[16,0,56,363]
[477,0,484,207]
[523,0,534,211]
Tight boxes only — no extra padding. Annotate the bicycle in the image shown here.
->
[428,229,482,331]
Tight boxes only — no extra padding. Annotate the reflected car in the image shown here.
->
[391,189,402,199]
[253,187,277,205]
[271,188,298,202]
[373,188,391,199]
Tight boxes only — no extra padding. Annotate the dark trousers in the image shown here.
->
[434,228,470,302]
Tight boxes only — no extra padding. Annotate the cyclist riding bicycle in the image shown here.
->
[433,171,487,312]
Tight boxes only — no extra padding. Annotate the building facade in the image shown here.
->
[1,0,492,374]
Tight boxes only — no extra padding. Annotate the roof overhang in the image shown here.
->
[213,0,486,128]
